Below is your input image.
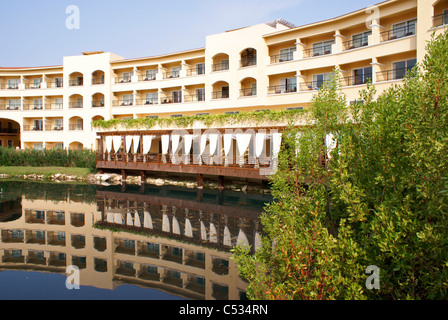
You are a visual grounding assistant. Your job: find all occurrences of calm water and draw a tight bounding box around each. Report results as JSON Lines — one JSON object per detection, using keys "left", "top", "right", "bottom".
{"left": 0, "top": 180, "right": 270, "bottom": 300}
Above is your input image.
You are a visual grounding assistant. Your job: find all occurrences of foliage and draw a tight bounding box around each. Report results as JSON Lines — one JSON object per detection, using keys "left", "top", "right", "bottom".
{"left": 92, "top": 108, "right": 307, "bottom": 130}
{"left": 0, "top": 147, "right": 97, "bottom": 172}
{"left": 234, "top": 31, "right": 448, "bottom": 300}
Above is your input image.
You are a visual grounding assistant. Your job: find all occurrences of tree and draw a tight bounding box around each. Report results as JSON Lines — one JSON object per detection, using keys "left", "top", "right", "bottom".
{"left": 233, "top": 30, "right": 448, "bottom": 300}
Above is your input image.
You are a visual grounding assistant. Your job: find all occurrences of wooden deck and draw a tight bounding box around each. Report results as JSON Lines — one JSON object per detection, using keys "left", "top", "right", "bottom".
{"left": 96, "top": 153, "right": 273, "bottom": 182}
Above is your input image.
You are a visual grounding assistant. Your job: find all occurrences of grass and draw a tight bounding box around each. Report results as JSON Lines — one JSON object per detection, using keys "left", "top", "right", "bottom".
{"left": 0, "top": 166, "right": 91, "bottom": 178}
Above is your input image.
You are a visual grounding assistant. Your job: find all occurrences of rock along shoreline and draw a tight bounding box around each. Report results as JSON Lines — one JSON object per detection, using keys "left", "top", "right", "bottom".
{"left": 0, "top": 173, "right": 271, "bottom": 194}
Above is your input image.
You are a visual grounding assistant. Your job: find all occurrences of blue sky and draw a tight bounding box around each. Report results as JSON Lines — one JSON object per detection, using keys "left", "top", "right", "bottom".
{"left": 0, "top": 0, "right": 378, "bottom": 67}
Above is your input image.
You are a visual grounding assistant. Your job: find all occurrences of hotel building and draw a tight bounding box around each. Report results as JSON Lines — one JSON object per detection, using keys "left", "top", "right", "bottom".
{"left": 0, "top": 0, "right": 446, "bottom": 175}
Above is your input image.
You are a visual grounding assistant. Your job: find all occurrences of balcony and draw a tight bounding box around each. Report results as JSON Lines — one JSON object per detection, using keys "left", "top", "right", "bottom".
{"left": 303, "top": 46, "right": 332, "bottom": 59}
{"left": 211, "top": 91, "right": 229, "bottom": 99}
{"left": 69, "top": 79, "right": 83, "bottom": 87}
{"left": 138, "top": 75, "right": 156, "bottom": 82}
{"left": 240, "top": 88, "right": 257, "bottom": 97}
{"left": 92, "top": 78, "right": 105, "bottom": 85}
{"left": 115, "top": 76, "right": 132, "bottom": 84}
{"left": 23, "top": 125, "right": 43, "bottom": 132}
{"left": 380, "top": 25, "right": 415, "bottom": 42}
{"left": 135, "top": 99, "right": 158, "bottom": 106}
{"left": 433, "top": 12, "right": 448, "bottom": 28}
{"left": 183, "top": 94, "right": 205, "bottom": 102}
{"left": 113, "top": 100, "right": 133, "bottom": 107}
{"left": 270, "top": 52, "right": 294, "bottom": 64}
{"left": 25, "top": 82, "right": 43, "bottom": 90}
{"left": 45, "top": 125, "right": 64, "bottom": 131}
{"left": 186, "top": 68, "right": 205, "bottom": 76}
{"left": 376, "top": 67, "right": 412, "bottom": 82}
{"left": 46, "top": 81, "right": 64, "bottom": 88}
{"left": 340, "top": 75, "right": 372, "bottom": 87}
{"left": 163, "top": 71, "right": 180, "bottom": 79}
{"left": 69, "top": 124, "right": 83, "bottom": 131}
{"left": 240, "top": 56, "right": 257, "bottom": 68}
{"left": 267, "top": 84, "right": 297, "bottom": 95}
{"left": 69, "top": 102, "right": 83, "bottom": 109}
{"left": 92, "top": 101, "right": 105, "bottom": 108}
{"left": 161, "top": 96, "right": 182, "bottom": 104}
{"left": 211, "top": 62, "right": 229, "bottom": 72}
{"left": 343, "top": 36, "right": 369, "bottom": 51}
{"left": 0, "top": 104, "right": 20, "bottom": 111}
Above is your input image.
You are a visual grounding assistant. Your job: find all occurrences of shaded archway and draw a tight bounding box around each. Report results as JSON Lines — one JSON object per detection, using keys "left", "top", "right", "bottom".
{"left": 0, "top": 118, "right": 20, "bottom": 148}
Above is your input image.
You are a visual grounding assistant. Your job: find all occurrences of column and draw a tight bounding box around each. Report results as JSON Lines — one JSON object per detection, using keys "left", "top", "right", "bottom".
{"left": 333, "top": 30, "right": 346, "bottom": 54}
{"left": 295, "top": 38, "right": 306, "bottom": 60}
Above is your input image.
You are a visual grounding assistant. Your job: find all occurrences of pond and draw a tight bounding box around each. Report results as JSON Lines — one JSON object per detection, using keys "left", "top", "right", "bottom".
{"left": 0, "top": 180, "right": 271, "bottom": 300}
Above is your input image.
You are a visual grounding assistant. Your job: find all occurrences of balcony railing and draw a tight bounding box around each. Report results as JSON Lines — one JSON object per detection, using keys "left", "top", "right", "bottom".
{"left": 342, "top": 36, "right": 369, "bottom": 51}
{"left": 0, "top": 104, "right": 20, "bottom": 111}
{"left": 4, "top": 84, "right": 19, "bottom": 90}
{"left": 115, "top": 77, "right": 132, "bottom": 84}
{"left": 23, "top": 126, "right": 43, "bottom": 132}
{"left": 92, "top": 78, "right": 105, "bottom": 85}
{"left": 69, "top": 102, "right": 83, "bottom": 108}
{"left": 341, "top": 75, "right": 372, "bottom": 87}
{"left": 299, "top": 80, "right": 333, "bottom": 91}
{"left": 46, "top": 103, "right": 64, "bottom": 110}
{"left": 186, "top": 68, "right": 205, "bottom": 76}
{"left": 433, "top": 12, "right": 448, "bottom": 28}
{"left": 69, "top": 79, "right": 84, "bottom": 86}
{"left": 161, "top": 97, "right": 182, "bottom": 104}
{"left": 113, "top": 101, "right": 133, "bottom": 107}
{"left": 376, "top": 67, "right": 412, "bottom": 82}
{"left": 212, "top": 91, "right": 230, "bottom": 99}
{"left": 240, "top": 56, "right": 257, "bottom": 68}
{"left": 135, "top": 99, "right": 158, "bottom": 106}
{"left": 380, "top": 25, "right": 415, "bottom": 42}
{"left": 183, "top": 94, "right": 205, "bottom": 102}
{"left": 267, "top": 84, "right": 297, "bottom": 95}
{"left": 270, "top": 52, "right": 294, "bottom": 64}
{"left": 22, "top": 104, "right": 43, "bottom": 111}
{"left": 46, "top": 81, "right": 64, "bottom": 88}
{"left": 138, "top": 75, "right": 156, "bottom": 82}
{"left": 240, "top": 88, "right": 257, "bottom": 97}
{"left": 163, "top": 71, "right": 180, "bottom": 79}
{"left": 303, "top": 47, "right": 332, "bottom": 58}
{"left": 45, "top": 126, "right": 64, "bottom": 131}
{"left": 69, "top": 124, "right": 84, "bottom": 131}
{"left": 25, "top": 82, "right": 43, "bottom": 89}
{"left": 211, "top": 62, "right": 229, "bottom": 72}
{"left": 92, "top": 101, "right": 105, "bottom": 108}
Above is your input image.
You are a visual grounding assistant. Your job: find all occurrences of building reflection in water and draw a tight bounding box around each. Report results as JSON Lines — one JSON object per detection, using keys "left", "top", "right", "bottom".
{"left": 0, "top": 181, "right": 270, "bottom": 300}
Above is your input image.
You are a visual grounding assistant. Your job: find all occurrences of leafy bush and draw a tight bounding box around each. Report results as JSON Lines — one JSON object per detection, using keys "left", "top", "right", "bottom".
{"left": 0, "top": 147, "right": 96, "bottom": 172}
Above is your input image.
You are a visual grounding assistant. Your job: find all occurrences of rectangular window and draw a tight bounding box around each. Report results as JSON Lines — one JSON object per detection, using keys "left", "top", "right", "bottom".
{"left": 145, "top": 69, "right": 157, "bottom": 80}
{"left": 172, "top": 90, "right": 182, "bottom": 103}
{"left": 54, "top": 119, "right": 63, "bottom": 130}
{"left": 33, "top": 143, "right": 43, "bottom": 150}
{"left": 279, "top": 47, "right": 296, "bottom": 62}
{"left": 53, "top": 142, "right": 63, "bottom": 149}
{"left": 32, "top": 78, "right": 42, "bottom": 89}
{"left": 352, "top": 31, "right": 371, "bottom": 48}
{"left": 393, "top": 58, "right": 417, "bottom": 79}
{"left": 33, "top": 120, "right": 43, "bottom": 131}
{"left": 221, "top": 86, "right": 229, "bottom": 98}
{"left": 171, "top": 66, "right": 181, "bottom": 78}
{"left": 122, "top": 94, "right": 133, "bottom": 106}
{"left": 55, "top": 98, "right": 63, "bottom": 109}
{"left": 279, "top": 77, "right": 297, "bottom": 93}
{"left": 55, "top": 77, "right": 63, "bottom": 87}
{"left": 145, "top": 92, "right": 158, "bottom": 105}
{"left": 122, "top": 72, "right": 133, "bottom": 82}
{"left": 392, "top": 19, "right": 417, "bottom": 39}
{"left": 195, "top": 88, "right": 205, "bottom": 101}
{"left": 312, "top": 73, "right": 331, "bottom": 89}
{"left": 221, "top": 59, "right": 229, "bottom": 70}
{"left": 352, "top": 67, "right": 372, "bottom": 85}
{"left": 196, "top": 63, "right": 205, "bottom": 75}
{"left": 313, "top": 40, "right": 334, "bottom": 56}
{"left": 8, "top": 99, "right": 20, "bottom": 110}
{"left": 33, "top": 99, "right": 43, "bottom": 110}
{"left": 8, "top": 79, "right": 19, "bottom": 89}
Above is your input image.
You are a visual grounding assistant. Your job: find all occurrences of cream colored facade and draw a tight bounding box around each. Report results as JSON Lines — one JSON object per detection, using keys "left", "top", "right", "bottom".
{"left": 0, "top": 0, "right": 447, "bottom": 150}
